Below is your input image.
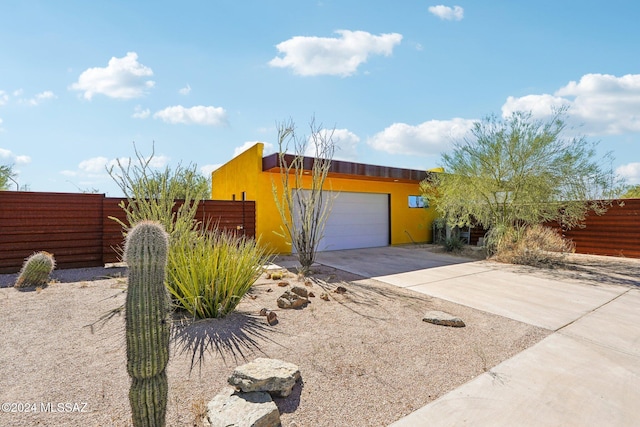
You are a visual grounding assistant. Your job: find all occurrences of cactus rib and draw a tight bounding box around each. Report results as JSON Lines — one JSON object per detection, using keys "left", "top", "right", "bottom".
{"left": 124, "top": 221, "right": 170, "bottom": 427}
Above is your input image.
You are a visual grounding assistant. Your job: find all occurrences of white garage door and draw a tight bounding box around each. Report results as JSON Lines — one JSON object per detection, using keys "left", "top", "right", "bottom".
{"left": 295, "top": 190, "right": 389, "bottom": 252}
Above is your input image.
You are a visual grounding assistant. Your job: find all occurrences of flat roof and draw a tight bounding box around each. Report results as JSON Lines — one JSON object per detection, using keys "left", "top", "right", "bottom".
{"left": 262, "top": 153, "right": 433, "bottom": 183}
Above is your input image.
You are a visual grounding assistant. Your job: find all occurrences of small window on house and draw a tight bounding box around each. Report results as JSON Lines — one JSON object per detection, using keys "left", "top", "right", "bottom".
{"left": 408, "top": 195, "right": 426, "bottom": 208}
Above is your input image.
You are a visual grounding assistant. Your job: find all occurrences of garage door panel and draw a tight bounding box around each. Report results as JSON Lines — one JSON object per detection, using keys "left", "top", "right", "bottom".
{"left": 326, "top": 211, "right": 386, "bottom": 222}
{"left": 296, "top": 190, "right": 389, "bottom": 252}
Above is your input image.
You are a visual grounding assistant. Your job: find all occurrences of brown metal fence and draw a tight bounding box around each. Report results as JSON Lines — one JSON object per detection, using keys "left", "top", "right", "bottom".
{"left": 469, "top": 199, "right": 640, "bottom": 258}
{"left": 558, "top": 199, "right": 640, "bottom": 258}
{"left": 0, "top": 191, "right": 255, "bottom": 273}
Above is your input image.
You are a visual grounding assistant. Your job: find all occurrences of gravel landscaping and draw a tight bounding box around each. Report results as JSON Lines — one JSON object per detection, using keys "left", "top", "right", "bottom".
{"left": 0, "top": 256, "right": 556, "bottom": 426}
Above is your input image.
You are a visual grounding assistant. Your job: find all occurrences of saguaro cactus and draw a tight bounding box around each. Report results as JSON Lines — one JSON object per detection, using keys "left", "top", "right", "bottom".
{"left": 15, "top": 251, "right": 56, "bottom": 289}
{"left": 124, "top": 221, "right": 170, "bottom": 427}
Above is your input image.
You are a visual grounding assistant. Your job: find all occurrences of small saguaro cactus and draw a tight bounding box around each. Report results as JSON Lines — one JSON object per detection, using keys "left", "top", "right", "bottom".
{"left": 15, "top": 251, "right": 56, "bottom": 289}
{"left": 124, "top": 221, "right": 170, "bottom": 427}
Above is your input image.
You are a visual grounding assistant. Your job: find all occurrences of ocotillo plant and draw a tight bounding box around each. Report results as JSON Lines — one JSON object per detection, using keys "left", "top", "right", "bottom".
{"left": 124, "top": 221, "right": 170, "bottom": 427}
{"left": 15, "top": 251, "right": 56, "bottom": 289}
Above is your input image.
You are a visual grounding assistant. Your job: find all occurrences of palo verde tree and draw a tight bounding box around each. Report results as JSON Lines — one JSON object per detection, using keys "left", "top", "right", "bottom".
{"left": 273, "top": 117, "right": 336, "bottom": 275}
{"left": 141, "top": 166, "right": 210, "bottom": 201}
{"left": 421, "top": 109, "right": 618, "bottom": 253}
{"left": 0, "top": 164, "right": 17, "bottom": 190}
{"left": 621, "top": 184, "right": 640, "bottom": 199}
{"left": 107, "top": 142, "right": 207, "bottom": 239}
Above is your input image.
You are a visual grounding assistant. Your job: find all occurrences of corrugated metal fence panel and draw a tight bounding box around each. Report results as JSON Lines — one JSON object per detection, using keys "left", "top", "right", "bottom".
{"left": 0, "top": 191, "right": 104, "bottom": 273}
{"left": 469, "top": 227, "right": 485, "bottom": 246}
{"left": 101, "top": 199, "right": 257, "bottom": 264}
{"left": 469, "top": 199, "right": 640, "bottom": 258}
{"left": 102, "top": 198, "right": 128, "bottom": 264}
{"left": 0, "top": 193, "right": 257, "bottom": 273}
{"left": 561, "top": 199, "right": 640, "bottom": 258}
{"left": 199, "top": 200, "right": 256, "bottom": 237}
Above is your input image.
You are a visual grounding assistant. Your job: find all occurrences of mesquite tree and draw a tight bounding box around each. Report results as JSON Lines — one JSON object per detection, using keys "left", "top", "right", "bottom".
{"left": 273, "top": 117, "right": 336, "bottom": 275}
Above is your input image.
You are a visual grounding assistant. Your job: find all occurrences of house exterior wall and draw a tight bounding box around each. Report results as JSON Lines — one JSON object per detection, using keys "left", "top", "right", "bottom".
{"left": 211, "top": 143, "right": 437, "bottom": 253}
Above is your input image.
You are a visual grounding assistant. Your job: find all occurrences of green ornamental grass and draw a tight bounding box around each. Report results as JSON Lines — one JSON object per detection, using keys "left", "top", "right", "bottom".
{"left": 167, "top": 230, "right": 271, "bottom": 319}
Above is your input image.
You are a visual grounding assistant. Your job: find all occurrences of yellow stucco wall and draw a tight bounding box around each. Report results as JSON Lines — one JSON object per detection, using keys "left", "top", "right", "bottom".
{"left": 212, "top": 143, "right": 437, "bottom": 253}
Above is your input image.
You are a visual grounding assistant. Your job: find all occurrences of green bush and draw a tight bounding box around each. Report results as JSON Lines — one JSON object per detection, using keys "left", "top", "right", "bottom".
{"left": 443, "top": 236, "right": 466, "bottom": 252}
{"left": 108, "top": 145, "right": 271, "bottom": 319}
{"left": 167, "top": 230, "right": 271, "bottom": 319}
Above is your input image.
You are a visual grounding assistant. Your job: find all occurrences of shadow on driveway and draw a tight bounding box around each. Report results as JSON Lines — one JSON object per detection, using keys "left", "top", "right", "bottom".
{"left": 314, "top": 245, "right": 479, "bottom": 278}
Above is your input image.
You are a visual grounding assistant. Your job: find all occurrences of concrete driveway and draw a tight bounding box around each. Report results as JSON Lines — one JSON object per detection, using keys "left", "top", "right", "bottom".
{"left": 314, "top": 246, "right": 640, "bottom": 427}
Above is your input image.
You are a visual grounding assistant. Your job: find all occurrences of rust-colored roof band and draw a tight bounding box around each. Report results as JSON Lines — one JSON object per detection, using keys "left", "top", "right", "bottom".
{"left": 262, "top": 153, "right": 434, "bottom": 183}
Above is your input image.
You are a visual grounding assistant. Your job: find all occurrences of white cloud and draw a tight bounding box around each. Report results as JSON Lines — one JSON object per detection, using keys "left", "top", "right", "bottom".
{"left": 5, "top": 90, "right": 57, "bottom": 106}
{"left": 15, "top": 155, "right": 31, "bottom": 164}
{"left": 200, "top": 164, "right": 221, "bottom": 176}
{"left": 332, "top": 129, "right": 360, "bottom": 160}
{"left": 146, "top": 155, "right": 170, "bottom": 169}
{"left": 616, "top": 162, "right": 640, "bottom": 185}
{"left": 0, "top": 118, "right": 3, "bottom": 132}
{"left": 304, "top": 128, "right": 360, "bottom": 161}
{"left": 63, "top": 154, "right": 170, "bottom": 183}
{"left": 502, "top": 94, "right": 571, "bottom": 118}
{"left": 502, "top": 73, "right": 640, "bottom": 135}
{"left": 131, "top": 105, "right": 151, "bottom": 119}
{"left": 28, "top": 90, "right": 56, "bottom": 106}
{"left": 428, "top": 5, "right": 464, "bottom": 21}
{"left": 0, "top": 147, "right": 31, "bottom": 164}
{"left": 367, "top": 118, "right": 475, "bottom": 156}
{"left": 179, "top": 84, "right": 191, "bottom": 95}
{"left": 234, "top": 141, "right": 274, "bottom": 157}
{"left": 111, "top": 155, "right": 168, "bottom": 170}
{"left": 154, "top": 105, "right": 228, "bottom": 126}
{"left": 79, "top": 156, "right": 110, "bottom": 173}
{"left": 69, "top": 52, "right": 155, "bottom": 100}
{"left": 269, "top": 30, "right": 403, "bottom": 77}
{"left": 106, "top": 155, "right": 169, "bottom": 170}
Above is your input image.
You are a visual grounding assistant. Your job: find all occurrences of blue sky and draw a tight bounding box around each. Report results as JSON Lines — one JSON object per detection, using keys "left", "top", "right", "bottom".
{"left": 1, "top": 1, "right": 639, "bottom": 195}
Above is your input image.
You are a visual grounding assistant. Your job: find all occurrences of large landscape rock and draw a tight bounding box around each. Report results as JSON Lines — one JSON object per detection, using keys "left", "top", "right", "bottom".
{"left": 423, "top": 310, "right": 466, "bottom": 327}
{"left": 290, "top": 285, "right": 309, "bottom": 298}
{"left": 207, "top": 386, "right": 281, "bottom": 427}
{"left": 229, "top": 358, "right": 301, "bottom": 397}
{"left": 276, "top": 290, "right": 308, "bottom": 309}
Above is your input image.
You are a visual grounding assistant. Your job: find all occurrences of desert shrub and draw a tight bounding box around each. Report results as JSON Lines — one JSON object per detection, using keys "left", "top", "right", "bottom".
{"left": 443, "top": 236, "right": 466, "bottom": 252}
{"left": 15, "top": 251, "right": 56, "bottom": 289}
{"left": 108, "top": 145, "right": 271, "bottom": 319}
{"left": 107, "top": 144, "right": 202, "bottom": 242}
{"left": 167, "top": 230, "right": 271, "bottom": 319}
{"left": 491, "top": 224, "right": 574, "bottom": 267}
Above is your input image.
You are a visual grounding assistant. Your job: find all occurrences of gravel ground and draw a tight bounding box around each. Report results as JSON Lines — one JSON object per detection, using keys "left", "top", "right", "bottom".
{"left": 0, "top": 259, "right": 552, "bottom": 426}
